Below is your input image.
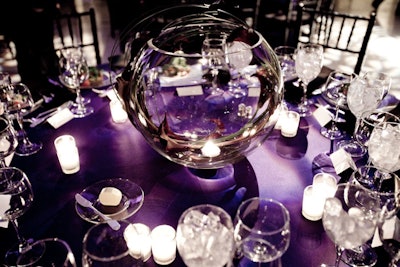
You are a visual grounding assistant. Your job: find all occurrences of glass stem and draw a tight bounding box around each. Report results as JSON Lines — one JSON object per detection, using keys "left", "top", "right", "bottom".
{"left": 300, "top": 81, "right": 308, "bottom": 106}
{"left": 10, "top": 219, "right": 28, "bottom": 252}
{"left": 335, "top": 246, "right": 344, "bottom": 267}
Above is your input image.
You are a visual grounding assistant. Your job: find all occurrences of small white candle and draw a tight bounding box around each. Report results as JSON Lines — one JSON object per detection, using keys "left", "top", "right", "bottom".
{"left": 54, "top": 135, "right": 80, "bottom": 174}
{"left": 151, "top": 225, "right": 176, "bottom": 265}
{"left": 201, "top": 140, "right": 221, "bottom": 157}
{"left": 124, "top": 223, "right": 152, "bottom": 262}
{"left": 302, "top": 185, "right": 325, "bottom": 221}
{"left": 281, "top": 111, "right": 300, "bottom": 137}
{"left": 110, "top": 100, "right": 128, "bottom": 123}
{"left": 312, "top": 173, "right": 337, "bottom": 198}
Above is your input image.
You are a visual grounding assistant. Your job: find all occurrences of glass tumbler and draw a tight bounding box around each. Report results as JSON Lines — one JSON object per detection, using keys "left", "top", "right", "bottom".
{"left": 82, "top": 220, "right": 143, "bottom": 267}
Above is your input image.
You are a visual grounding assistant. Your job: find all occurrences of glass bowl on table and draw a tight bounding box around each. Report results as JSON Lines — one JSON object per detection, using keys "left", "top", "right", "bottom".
{"left": 75, "top": 178, "right": 144, "bottom": 224}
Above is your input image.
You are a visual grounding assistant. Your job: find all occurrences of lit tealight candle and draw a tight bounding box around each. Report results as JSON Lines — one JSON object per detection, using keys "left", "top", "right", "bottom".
{"left": 109, "top": 100, "right": 128, "bottom": 123}
{"left": 124, "top": 223, "right": 152, "bottom": 262}
{"left": 312, "top": 173, "right": 337, "bottom": 198}
{"left": 302, "top": 185, "right": 325, "bottom": 221}
{"left": 201, "top": 140, "right": 220, "bottom": 157}
{"left": 151, "top": 224, "right": 177, "bottom": 265}
{"left": 281, "top": 111, "right": 300, "bottom": 137}
{"left": 54, "top": 135, "right": 80, "bottom": 174}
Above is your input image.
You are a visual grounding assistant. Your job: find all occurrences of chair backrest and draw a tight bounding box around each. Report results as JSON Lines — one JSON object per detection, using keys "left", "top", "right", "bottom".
{"left": 292, "top": 1, "right": 377, "bottom": 74}
{"left": 53, "top": 8, "right": 101, "bottom": 66}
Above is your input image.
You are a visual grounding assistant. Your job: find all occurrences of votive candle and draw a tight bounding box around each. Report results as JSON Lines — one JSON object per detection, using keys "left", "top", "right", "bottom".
{"left": 124, "top": 223, "right": 152, "bottom": 262}
{"left": 302, "top": 185, "right": 325, "bottom": 221}
{"left": 281, "top": 111, "right": 300, "bottom": 137}
{"left": 54, "top": 135, "right": 80, "bottom": 174}
{"left": 151, "top": 224, "right": 177, "bottom": 265}
{"left": 109, "top": 100, "right": 128, "bottom": 123}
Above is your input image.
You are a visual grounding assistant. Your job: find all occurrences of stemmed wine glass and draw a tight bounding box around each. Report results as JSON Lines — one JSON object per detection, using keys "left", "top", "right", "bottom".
{"left": 60, "top": 47, "right": 94, "bottom": 118}
{"left": 0, "top": 82, "right": 43, "bottom": 156}
{"left": 201, "top": 36, "right": 228, "bottom": 97}
{"left": 367, "top": 119, "right": 400, "bottom": 176}
{"left": 321, "top": 183, "right": 381, "bottom": 267}
{"left": 274, "top": 46, "right": 297, "bottom": 109}
{"left": 320, "top": 71, "right": 355, "bottom": 140}
{"left": 0, "top": 117, "right": 18, "bottom": 167}
{"left": 294, "top": 43, "right": 324, "bottom": 117}
{"left": 233, "top": 197, "right": 291, "bottom": 265}
{"left": 337, "top": 71, "right": 391, "bottom": 158}
{"left": 0, "top": 167, "right": 43, "bottom": 266}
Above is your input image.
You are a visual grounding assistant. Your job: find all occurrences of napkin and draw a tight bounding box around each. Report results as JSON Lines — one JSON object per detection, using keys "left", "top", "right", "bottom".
{"left": 0, "top": 195, "right": 11, "bottom": 228}
{"left": 47, "top": 108, "right": 74, "bottom": 129}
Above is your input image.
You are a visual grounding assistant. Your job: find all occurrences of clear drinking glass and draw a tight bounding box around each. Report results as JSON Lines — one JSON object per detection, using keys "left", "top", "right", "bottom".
{"left": 0, "top": 117, "right": 18, "bottom": 167}
{"left": 320, "top": 71, "right": 355, "bottom": 140}
{"left": 337, "top": 71, "right": 390, "bottom": 157}
{"left": 16, "top": 238, "right": 77, "bottom": 267}
{"left": 176, "top": 204, "right": 235, "bottom": 267}
{"left": 0, "top": 82, "right": 43, "bottom": 156}
{"left": 321, "top": 183, "right": 381, "bottom": 267}
{"left": 274, "top": 46, "right": 297, "bottom": 109}
{"left": 60, "top": 47, "right": 94, "bottom": 118}
{"left": 294, "top": 43, "right": 324, "bottom": 117}
{"left": 0, "top": 167, "right": 43, "bottom": 266}
{"left": 82, "top": 220, "right": 144, "bottom": 266}
{"left": 233, "top": 197, "right": 291, "bottom": 264}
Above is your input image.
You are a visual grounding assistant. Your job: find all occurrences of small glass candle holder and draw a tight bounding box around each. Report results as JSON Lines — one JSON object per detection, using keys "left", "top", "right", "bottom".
{"left": 110, "top": 100, "right": 128, "bottom": 123}
{"left": 124, "top": 223, "right": 152, "bottom": 262}
{"left": 281, "top": 111, "right": 300, "bottom": 137}
{"left": 302, "top": 185, "right": 325, "bottom": 221}
{"left": 54, "top": 135, "right": 80, "bottom": 174}
{"left": 151, "top": 224, "right": 177, "bottom": 265}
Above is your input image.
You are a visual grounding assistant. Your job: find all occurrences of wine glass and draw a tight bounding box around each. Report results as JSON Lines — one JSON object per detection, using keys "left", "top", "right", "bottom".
{"left": 16, "top": 237, "right": 77, "bottom": 267}
{"left": 294, "top": 43, "right": 324, "bottom": 117}
{"left": 337, "top": 71, "right": 391, "bottom": 158}
{"left": 0, "top": 117, "right": 18, "bottom": 167}
{"left": 176, "top": 204, "right": 235, "bottom": 267}
{"left": 201, "top": 36, "right": 229, "bottom": 97}
{"left": 233, "top": 197, "right": 291, "bottom": 264}
{"left": 274, "top": 46, "right": 297, "bottom": 109}
{"left": 320, "top": 71, "right": 355, "bottom": 140}
{"left": 60, "top": 47, "right": 94, "bottom": 118}
{"left": 367, "top": 119, "right": 400, "bottom": 175}
{"left": 0, "top": 167, "right": 44, "bottom": 266}
{"left": 322, "top": 183, "right": 381, "bottom": 267}
{"left": 0, "top": 82, "right": 43, "bottom": 156}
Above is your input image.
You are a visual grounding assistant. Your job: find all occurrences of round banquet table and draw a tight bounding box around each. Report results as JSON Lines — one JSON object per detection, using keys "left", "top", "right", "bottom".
{"left": 1, "top": 80, "right": 393, "bottom": 266}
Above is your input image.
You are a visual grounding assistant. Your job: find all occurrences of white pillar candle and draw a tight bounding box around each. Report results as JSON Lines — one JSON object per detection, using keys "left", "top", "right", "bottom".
{"left": 281, "top": 111, "right": 300, "bottom": 137}
{"left": 110, "top": 100, "right": 128, "bottom": 123}
{"left": 124, "top": 223, "right": 152, "bottom": 262}
{"left": 151, "top": 225, "right": 177, "bottom": 265}
{"left": 302, "top": 185, "right": 325, "bottom": 221}
{"left": 54, "top": 135, "right": 80, "bottom": 174}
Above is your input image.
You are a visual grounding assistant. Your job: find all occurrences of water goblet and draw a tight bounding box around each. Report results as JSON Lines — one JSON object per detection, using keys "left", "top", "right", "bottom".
{"left": 0, "top": 82, "right": 42, "bottom": 156}
{"left": 16, "top": 237, "right": 77, "bottom": 267}
{"left": 320, "top": 71, "right": 355, "bottom": 140}
{"left": 60, "top": 47, "right": 94, "bottom": 118}
{"left": 294, "top": 43, "right": 324, "bottom": 117}
{"left": 0, "top": 117, "right": 18, "bottom": 167}
{"left": 274, "top": 46, "right": 297, "bottom": 109}
{"left": 201, "top": 36, "right": 229, "bottom": 97}
{"left": 367, "top": 119, "right": 400, "bottom": 175}
{"left": 321, "top": 183, "right": 381, "bottom": 267}
{"left": 233, "top": 197, "right": 291, "bottom": 264}
{"left": 0, "top": 167, "right": 44, "bottom": 266}
{"left": 337, "top": 71, "right": 390, "bottom": 158}
{"left": 176, "top": 204, "right": 235, "bottom": 267}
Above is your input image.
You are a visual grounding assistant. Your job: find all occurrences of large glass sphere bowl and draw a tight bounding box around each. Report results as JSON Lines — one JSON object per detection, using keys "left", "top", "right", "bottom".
{"left": 116, "top": 5, "right": 283, "bottom": 171}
